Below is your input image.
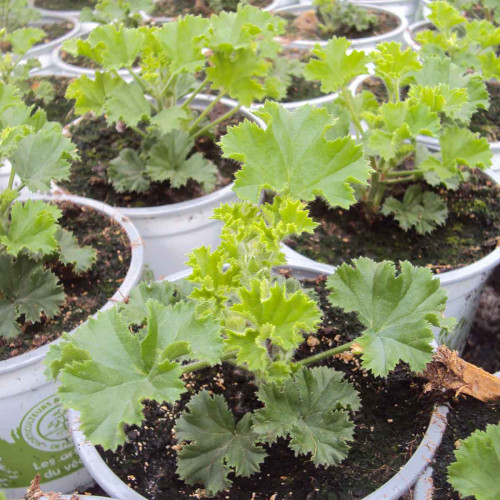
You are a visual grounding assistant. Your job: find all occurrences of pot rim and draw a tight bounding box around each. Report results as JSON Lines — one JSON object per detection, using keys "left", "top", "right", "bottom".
{"left": 0, "top": 192, "right": 144, "bottom": 375}
{"left": 403, "top": 19, "right": 430, "bottom": 51}
{"left": 26, "top": 11, "right": 81, "bottom": 57}
{"left": 273, "top": 3, "right": 408, "bottom": 48}
{"left": 250, "top": 91, "right": 339, "bottom": 111}
{"left": 67, "top": 261, "right": 449, "bottom": 500}
{"left": 56, "top": 93, "right": 264, "bottom": 216}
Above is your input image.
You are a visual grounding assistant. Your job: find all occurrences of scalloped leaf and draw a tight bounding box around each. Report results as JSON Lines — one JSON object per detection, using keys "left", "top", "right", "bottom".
{"left": 103, "top": 83, "right": 151, "bottom": 126}
{"left": 56, "top": 228, "right": 97, "bottom": 274}
{"left": 327, "top": 258, "right": 450, "bottom": 376}
{"left": 220, "top": 102, "right": 370, "bottom": 206}
{"left": 253, "top": 367, "right": 358, "bottom": 466}
{"left": 176, "top": 391, "right": 266, "bottom": 495}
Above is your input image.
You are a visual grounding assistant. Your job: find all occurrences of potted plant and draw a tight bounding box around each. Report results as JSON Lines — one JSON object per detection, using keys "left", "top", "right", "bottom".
{"left": 420, "top": 0, "right": 500, "bottom": 22}
{"left": 47, "top": 101, "right": 464, "bottom": 499}
{"left": 281, "top": 37, "right": 499, "bottom": 353}
{"left": 0, "top": 83, "right": 144, "bottom": 498}
{"left": 404, "top": 1, "right": 500, "bottom": 183}
{"left": 273, "top": 0, "right": 408, "bottom": 53}
{"left": 32, "top": 0, "right": 96, "bottom": 16}
{"left": 54, "top": 7, "right": 291, "bottom": 278}
{"left": 1, "top": 0, "right": 81, "bottom": 59}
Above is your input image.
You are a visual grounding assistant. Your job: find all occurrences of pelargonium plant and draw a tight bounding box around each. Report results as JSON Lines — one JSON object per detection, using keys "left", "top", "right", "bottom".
{"left": 416, "top": 1, "right": 500, "bottom": 81}
{"left": 64, "top": 6, "right": 288, "bottom": 195}
{"left": 445, "top": 0, "right": 499, "bottom": 25}
{"left": 0, "top": 0, "right": 40, "bottom": 34}
{"left": 80, "top": 0, "right": 155, "bottom": 28}
{"left": 303, "top": 37, "right": 493, "bottom": 233}
{"left": 47, "top": 102, "right": 456, "bottom": 495}
{"left": 0, "top": 82, "right": 96, "bottom": 339}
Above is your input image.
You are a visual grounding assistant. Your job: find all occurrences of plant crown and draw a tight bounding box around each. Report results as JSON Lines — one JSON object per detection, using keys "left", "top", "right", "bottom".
{"left": 313, "top": 0, "right": 377, "bottom": 37}
{"left": 47, "top": 101, "right": 455, "bottom": 495}
{"left": 0, "top": 82, "right": 95, "bottom": 339}
{"left": 448, "top": 421, "right": 500, "bottom": 500}
{"left": 64, "top": 7, "right": 289, "bottom": 195}
{"left": 303, "top": 37, "right": 492, "bottom": 233}
{"left": 416, "top": 1, "right": 500, "bottom": 81}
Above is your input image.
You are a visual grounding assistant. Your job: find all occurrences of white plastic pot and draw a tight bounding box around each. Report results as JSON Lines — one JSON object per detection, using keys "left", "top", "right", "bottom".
{"left": 420, "top": 0, "right": 432, "bottom": 20}
{"left": 264, "top": 0, "right": 297, "bottom": 11}
{"left": 0, "top": 193, "right": 144, "bottom": 499}
{"left": 67, "top": 261, "right": 449, "bottom": 500}
{"left": 274, "top": 4, "right": 408, "bottom": 52}
{"left": 250, "top": 89, "right": 338, "bottom": 111}
{"left": 58, "top": 95, "right": 263, "bottom": 279}
{"left": 25, "top": 12, "right": 81, "bottom": 59}
{"left": 403, "top": 19, "right": 429, "bottom": 51}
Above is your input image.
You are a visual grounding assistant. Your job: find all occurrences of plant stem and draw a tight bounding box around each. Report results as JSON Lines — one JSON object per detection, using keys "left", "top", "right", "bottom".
{"left": 382, "top": 176, "right": 416, "bottom": 184}
{"left": 385, "top": 169, "right": 423, "bottom": 177}
{"left": 188, "top": 92, "right": 226, "bottom": 134}
{"left": 7, "top": 163, "right": 15, "bottom": 190}
{"left": 365, "top": 170, "right": 386, "bottom": 212}
{"left": 297, "top": 341, "right": 354, "bottom": 367}
{"left": 181, "top": 351, "right": 238, "bottom": 374}
{"left": 341, "top": 87, "right": 363, "bottom": 136}
{"left": 181, "top": 77, "right": 209, "bottom": 110}
{"left": 190, "top": 104, "right": 240, "bottom": 140}
{"left": 130, "top": 125, "right": 147, "bottom": 138}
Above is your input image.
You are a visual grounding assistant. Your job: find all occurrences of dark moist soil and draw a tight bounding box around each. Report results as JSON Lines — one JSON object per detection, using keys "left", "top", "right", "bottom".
{"left": 60, "top": 105, "right": 244, "bottom": 208}
{"left": 36, "top": 21, "right": 74, "bottom": 46}
{"left": 428, "top": 266, "right": 500, "bottom": 499}
{"left": 60, "top": 50, "right": 101, "bottom": 70}
{"left": 279, "top": 9, "right": 399, "bottom": 42}
{"left": 34, "top": 0, "right": 95, "bottom": 9}
{"left": 23, "top": 76, "right": 75, "bottom": 125}
{"left": 153, "top": 0, "right": 272, "bottom": 18}
{"left": 0, "top": 201, "right": 131, "bottom": 361}
{"left": 359, "top": 77, "right": 500, "bottom": 142}
{"left": 99, "top": 275, "right": 435, "bottom": 500}
{"left": 289, "top": 171, "right": 500, "bottom": 274}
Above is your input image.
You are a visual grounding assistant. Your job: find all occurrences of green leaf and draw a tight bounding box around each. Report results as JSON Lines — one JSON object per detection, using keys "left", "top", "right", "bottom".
{"left": 372, "top": 41, "right": 422, "bottom": 84}
{"left": 253, "top": 367, "right": 358, "bottom": 466}
{"left": 0, "top": 200, "right": 61, "bottom": 257}
{"left": 56, "top": 228, "right": 97, "bottom": 273}
{"left": 11, "top": 127, "right": 76, "bottom": 191}
{"left": 66, "top": 72, "right": 123, "bottom": 117}
{"left": 428, "top": 1, "right": 465, "bottom": 33}
{"left": 55, "top": 305, "right": 188, "bottom": 449}
{"left": 479, "top": 51, "right": 500, "bottom": 80}
{"left": 176, "top": 391, "right": 266, "bottom": 495}
{"left": 108, "top": 149, "right": 149, "bottom": 193}
{"left": 154, "top": 16, "right": 209, "bottom": 74}
{"left": 304, "top": 37, "right": 369, "bottom": 93}
{"left": 327, "top": 258, "right": 449, "bottom": 376}
{"left": 220, "top": 102, "right": 370, "bottom": 207}
{"left": 440, "top": 127, "right": 492, "bottom": 170}
{"left": 381, "top": 185, "right": 448, "bottom": 234}
{"left": 118, "top": 281, "right": 183, "bottom": 325}
{"left": 448, "top": 422, "right": 500, "bottom": 500}
{"left": 145, "top": 130, "right": 217, "bottom": 191}
{"left": 150, "top": 106, "right": 189, "bottom": 135}
{"left": 0, "top": 254, "right": 64, "bottom": 336}
{"left": 8, "top": 27, "right": 45, "bottom": 54}
{"left": 103, "top": 83, "right": 151, "bottom": 126}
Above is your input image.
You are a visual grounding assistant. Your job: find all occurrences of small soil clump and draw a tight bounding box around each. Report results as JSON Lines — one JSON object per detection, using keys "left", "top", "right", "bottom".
{"left": 0, "top": 201, "right": 131, "bottom": 361}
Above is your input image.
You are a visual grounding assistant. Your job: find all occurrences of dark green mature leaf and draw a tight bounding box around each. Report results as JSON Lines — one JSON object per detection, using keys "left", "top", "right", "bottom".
{"left": 0, "top": 254, "right": 64, "bottom": 338}
{"left": 220, "top": 102, "right": 370, "bottom": 207}
{"left": 176, "top": 391, "right": 266, "bottom": 495}
{"left": 253, "top": 367, "right": 358, "bottom": 466}
{"left": 381, "top": 185, "right": 448, "bottom": 234}
{"left": 0, "top": 200, "right": 61, "bottom": 256}
{"left": 104, "top": 83, "right": 151, "bottom": 126}
{"left": 11, "top": 128, "right": 76, "bottom": 191}
{"left": 145, "top": 130, "right": 217, "bottom": 190}
{"left": 150, "top": 106, "right": 189, "bottom": 135}
{"left": 448, "top": 422, "right": 500, "bottom": 500}
{"left": 56, "top": 228, "right": 97, "bottom": 273}
{"left": 108, "top": 149, "right": 150, "bottom": 193}
{"left": 327, "top": 258, "right": 450, "bottom": 376}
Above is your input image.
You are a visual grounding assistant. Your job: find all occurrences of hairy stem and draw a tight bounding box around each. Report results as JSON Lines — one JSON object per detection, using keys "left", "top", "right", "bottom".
{"left": 188, "top": 92, "right": 226, "bottom": 134}
{"left": 365, "top": 170, "right": 386, "bottom": 212}
{"left": 297, "top": 341, "right": 355, "bottom": 367}
{"left": 181, "top": 351, "right": 239, "bottom": 374}
{"left": 181, "top": 77, "right": 209, "bottom": 110}
{"left": 190, "top": 104, "right": 240, "bottom": 140}
{"left": 341, "top": 87, "right": 363, "bottom": 136}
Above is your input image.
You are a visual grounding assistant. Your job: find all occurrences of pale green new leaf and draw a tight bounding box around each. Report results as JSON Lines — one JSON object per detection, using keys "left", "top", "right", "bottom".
{"left": 479, "top": 51, "right": 500, "bottom": 80}
{"left": 253, "top": 367, "right": 358, "bottom": 466}
{"left": 56, "top": 228, "right": 97, "bottom": 273}
{"left": 11, "top": 127, "right": 76, "bottom": 191}
{"left": 220, "top": 102, "right": 370, "bottom": 206}
{"left": 108, "top": 149, "right": 149, "bottom": 193}
{"left": 0, "top": 254, "right": 64, "bottom": 336}
{"left": 8, "top": 27, "right": 45, "bottom": 54}
{"left": 176, "top": 391, "right": 266, "bottom": 495}
{"left": 372, "top": 41, "right": 421, "bottom": 84}
{"left": 381, "top": 185, "right": 448, "bottom": 234}
{"left": 0, "top": 200, "right": 61, "bottom": 256}
{"left": 304, "top": 37, "right": 369, "bottom": 93}
{"left": 54, "top": 304, "right": 205, "bottom": 449}
{"left": 428, "top": 1, "right": 465, "bottom": 33}
{"left": 103, "top": 83, "right": 151, "bottom": 126}
{"left": 154, "top": 16, "right": 209, "bottom": 74}
{"left": 448, "top": 422, "right": 500, "bottom": 500}
{"left": 327, "top": 258, "right": 449, "bottom": 376}
{"left": 145, "top": 130, "right": 217, "bottom": 190}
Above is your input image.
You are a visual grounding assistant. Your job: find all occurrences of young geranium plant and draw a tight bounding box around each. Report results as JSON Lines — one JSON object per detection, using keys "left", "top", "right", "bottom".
{"left": 46, "top": 102, "right": 455, "bottom": 495}
{"left": 0, "top": 83, "right": 95, "bottom": 338}
{"left": 80, "top": 0, "right": 154, "bottom": 28}
{"left": 64, "top": 6, "right": 287, "bottom": 195}
{"left": 416, "top": 1, "right": 500, "bottom": 81}
{"left": 303, "top": 37, "right": 492, "bottom": 233}
{"left": 0, "top": 0, "right": 40, "bottom": 34}
{"left": 446, "top": 0, "right": 499, "bottom": 25}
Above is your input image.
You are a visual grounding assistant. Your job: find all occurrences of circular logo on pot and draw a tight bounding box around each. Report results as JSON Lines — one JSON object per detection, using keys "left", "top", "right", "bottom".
{"left": 20, "top": 395, "right": 73, "bottom": 452}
